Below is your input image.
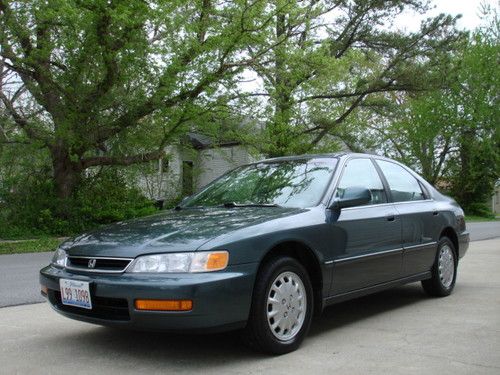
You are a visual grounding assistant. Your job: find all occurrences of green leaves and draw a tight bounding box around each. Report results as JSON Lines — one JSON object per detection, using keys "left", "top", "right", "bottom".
{"left": 0, "top": 0, "right": 496, "bottom": 221}
{"left": 370, "top": 24, "right": 499, "bottom": 214}
{"left": 0, "top": 0, "right": 284, "bottom": 199}
{"left": 233, "top": 0, "right": 463, "bottom": 156}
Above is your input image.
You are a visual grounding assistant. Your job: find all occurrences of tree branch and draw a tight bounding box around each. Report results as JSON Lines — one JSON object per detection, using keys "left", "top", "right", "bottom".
{"left": 0, "top": 90, "right": 48, "bottom": 142}
{"left": 297, "top": 84, "right": 424, "bottom": 103}
{"left": 1, "top": 0, "right": 67, "bottom": 124}
{"left": 307, "top": 93, "right": 367, "bottom": 148}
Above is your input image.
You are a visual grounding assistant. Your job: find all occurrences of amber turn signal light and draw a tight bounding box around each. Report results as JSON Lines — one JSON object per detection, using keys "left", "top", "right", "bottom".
{"left": 205, "top": 251, "right": 229, "bottom": 271}
{"left": 134, "top": 299, "right": 193, "bottom": 311}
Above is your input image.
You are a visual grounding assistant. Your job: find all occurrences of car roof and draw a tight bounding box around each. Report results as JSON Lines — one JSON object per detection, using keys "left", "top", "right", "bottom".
{"left": 256, "top": 152, "right": 381, "bottom": 163}
{"left": 248, "top": 152, "right": 440, "bottom": 200}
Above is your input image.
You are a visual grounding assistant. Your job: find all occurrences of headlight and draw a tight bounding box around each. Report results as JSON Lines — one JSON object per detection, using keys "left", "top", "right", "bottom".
{"left": 127, "top": 251, "right": 229, "bottom": 273}
{"left": 51, "top": 248, "right": 67, "bottom": 267}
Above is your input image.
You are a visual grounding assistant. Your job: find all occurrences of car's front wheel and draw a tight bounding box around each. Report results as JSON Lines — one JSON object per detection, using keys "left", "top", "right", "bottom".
{"left": 242, "top": 256, "right": 313, "bottom": 355}
{"left": 422, "top": 237, "right": 457, "bottom": 297}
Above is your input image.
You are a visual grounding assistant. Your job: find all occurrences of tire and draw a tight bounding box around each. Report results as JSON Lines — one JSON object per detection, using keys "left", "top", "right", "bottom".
{"left": 242, "top": 256, "right": 313, "bottom": 355}
{"left": 422, "top": 237, "right": 457, "bottom": 297}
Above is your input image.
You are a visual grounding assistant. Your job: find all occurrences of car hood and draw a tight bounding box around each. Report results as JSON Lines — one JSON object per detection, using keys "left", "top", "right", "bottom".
{"left": 61, "top": 206, "right": 305, "bottom": 258}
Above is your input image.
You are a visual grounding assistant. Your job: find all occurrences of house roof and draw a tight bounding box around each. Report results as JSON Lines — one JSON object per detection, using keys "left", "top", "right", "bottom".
{"left": 186, "top": 132, "right": 241, "bottom": 150}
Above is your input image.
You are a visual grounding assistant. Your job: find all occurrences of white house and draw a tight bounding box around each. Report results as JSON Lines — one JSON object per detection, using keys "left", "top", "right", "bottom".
{"left": 490, "top": 182, "right": 500, "bottom": 216}
{"left": 136, "top": 133, "right": 257, "bottom": 205}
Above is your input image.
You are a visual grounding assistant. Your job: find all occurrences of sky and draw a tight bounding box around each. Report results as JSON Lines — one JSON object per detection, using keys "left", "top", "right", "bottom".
{"left": 396, "top": 0, "right": 498, "bottom": 31}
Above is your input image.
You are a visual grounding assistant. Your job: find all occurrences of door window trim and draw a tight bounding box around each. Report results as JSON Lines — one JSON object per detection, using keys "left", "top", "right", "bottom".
{"left": 326, "top": 155, "right": 435, "bottom": 209}
{"left": 375, "top": 159, "right": 428, "bottom": 203}
{"left": 328, "top": 156, "right": 390, "bottom": 208}
{"left": 341, "top": 198, "right": 435, "bottom": 211}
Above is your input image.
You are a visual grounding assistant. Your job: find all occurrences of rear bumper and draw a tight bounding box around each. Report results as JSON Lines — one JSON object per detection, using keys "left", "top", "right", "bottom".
{"left": 458, "top": 231, "right": 470, "bottom": 259}
{"left": 39, "top": 263, "right": 258, "bottom": 333}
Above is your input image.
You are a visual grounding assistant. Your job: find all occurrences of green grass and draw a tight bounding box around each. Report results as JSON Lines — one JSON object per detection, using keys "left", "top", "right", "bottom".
{"left": 0, "top": 237, "right": 63, "bottom": 255}
{"left": 465, "top": 215, "right": 499, "bottom": 222}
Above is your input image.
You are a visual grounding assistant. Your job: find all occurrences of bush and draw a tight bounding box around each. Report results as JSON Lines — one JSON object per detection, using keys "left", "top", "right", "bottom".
{"left": 464, "top": 202, "right": 495, "bottom": 219}
{"left": 0, "top": 169, "right": 157, "bottom": 239}
{"left": 75, "top": 171, "right": 158, "bottom": 229}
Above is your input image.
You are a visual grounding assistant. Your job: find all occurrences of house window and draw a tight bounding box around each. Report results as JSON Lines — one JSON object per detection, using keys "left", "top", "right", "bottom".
{"left": 159, "top": 158, "right": 169, "bottom": 173}
{"left": 182, "top": 161, "right": 194, "bottom": 196}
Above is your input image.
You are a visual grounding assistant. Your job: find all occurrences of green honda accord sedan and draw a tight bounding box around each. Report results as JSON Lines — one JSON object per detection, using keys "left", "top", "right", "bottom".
{"left": 40, "top": 153, "right": 469, "bottom": 354}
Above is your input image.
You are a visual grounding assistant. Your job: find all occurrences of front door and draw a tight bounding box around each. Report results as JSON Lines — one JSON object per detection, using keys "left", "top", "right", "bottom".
{"left": 329, "top": 158, "right": 402, "bottom": 295}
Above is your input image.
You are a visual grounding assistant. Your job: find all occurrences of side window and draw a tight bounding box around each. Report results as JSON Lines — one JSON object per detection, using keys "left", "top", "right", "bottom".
{"left": 336, "top": 158, "right": 387, "bottom": 205}
{"left": 376, "top": 160, "right": 425, "bottom": 202}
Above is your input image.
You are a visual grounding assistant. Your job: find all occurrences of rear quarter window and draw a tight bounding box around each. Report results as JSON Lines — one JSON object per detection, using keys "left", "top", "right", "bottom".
{"left": 376, "top": 160, "right": 425, "bottom": 202}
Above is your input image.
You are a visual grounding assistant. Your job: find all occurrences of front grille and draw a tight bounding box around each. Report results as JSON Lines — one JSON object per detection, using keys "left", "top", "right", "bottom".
{"left": 66, "top": 256, "right": 132, "bottom": 273}
{"left": 49, "top": 290, "right": 130, "bottom": 321}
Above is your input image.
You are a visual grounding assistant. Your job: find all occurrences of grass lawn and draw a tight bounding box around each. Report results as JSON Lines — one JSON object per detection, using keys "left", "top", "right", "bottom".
{"left": 0, "top": 237, "right": 63, "bottom": 255}
{"left": 465, "top": 215, "right": 499, "bottom": 222}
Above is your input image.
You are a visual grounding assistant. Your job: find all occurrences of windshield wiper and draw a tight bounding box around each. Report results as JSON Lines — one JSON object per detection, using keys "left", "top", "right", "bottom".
{"left": 222, "top": 202, "right": 281, "bottom": 208}
{"left": 174, "top": 205, "right": 207, "bottom": 210}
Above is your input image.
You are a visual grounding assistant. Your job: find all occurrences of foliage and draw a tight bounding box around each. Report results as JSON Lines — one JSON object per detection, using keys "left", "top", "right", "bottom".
{"left": 0, "top": 237, "right": 62, "bottom": 255}
{"left": 370, "top": 24, "right": 500, "bottom": 216}
{"left": 447, "top": 28, "right": 499, "bottom": 214}
{"left": 0, "top": 0, "right": 497, "bottom": 237}
{"left": 465, "top": 215, "right": 498, "bottom": 222}
{"left": 0, "top": 168, "right": 156, "bottom": 238}
{"left": 0, "top": 0, "right": 282, "bottom": 200}
{"left": 235, "top": 0, "right": 463, "bottom": 156}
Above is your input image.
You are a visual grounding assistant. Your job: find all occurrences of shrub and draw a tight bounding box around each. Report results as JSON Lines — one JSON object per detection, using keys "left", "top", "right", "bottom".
{"left": 0, "top": 168, "right": 157, "bottom": 239}
{"left": 464, "top": 202, "right": 495, "bottom": 218}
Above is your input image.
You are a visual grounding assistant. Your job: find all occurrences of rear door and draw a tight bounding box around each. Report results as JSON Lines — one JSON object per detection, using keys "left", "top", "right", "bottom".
{"left": 375, "top": 160, "right": 441, "bottom": 276}
{"left": 329, "top": 157, "right": 402, "bottom": 295}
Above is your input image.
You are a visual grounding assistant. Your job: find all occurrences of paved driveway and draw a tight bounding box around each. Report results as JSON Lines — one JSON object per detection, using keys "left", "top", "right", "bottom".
{"left": 0, "top": 238, "right": 499, "bottom": 374}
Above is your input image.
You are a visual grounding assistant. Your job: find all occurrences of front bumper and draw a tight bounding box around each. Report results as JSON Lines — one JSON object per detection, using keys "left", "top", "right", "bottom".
{"left": 40, "top": 263, "right": 258, "bottom": 332}
{"left": 458, "top": 231, "right": 470, "bottom": 259}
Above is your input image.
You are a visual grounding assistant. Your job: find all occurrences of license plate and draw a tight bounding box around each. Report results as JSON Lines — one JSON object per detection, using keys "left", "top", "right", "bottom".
{"left": 59, "top": 279, "right": 92, "bottom": 310}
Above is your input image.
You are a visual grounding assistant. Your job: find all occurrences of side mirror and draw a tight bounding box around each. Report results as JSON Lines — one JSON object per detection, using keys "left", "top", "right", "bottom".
{"left": 329, "top": 186, "right": 371, "bottom": 210}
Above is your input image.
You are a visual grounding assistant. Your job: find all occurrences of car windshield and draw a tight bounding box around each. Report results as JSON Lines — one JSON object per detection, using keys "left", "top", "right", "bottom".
{"left": 183, "top": 158, "right": 337, "bottom": 209}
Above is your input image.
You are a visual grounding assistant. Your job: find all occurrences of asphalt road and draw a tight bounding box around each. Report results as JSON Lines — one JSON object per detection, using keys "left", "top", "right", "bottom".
{"left": 0, "top": 238, "right": 499, "bottom": 374}
{"left": 0, "top": 221, "right": 498, "bottom": 308}
{"left": 0, "top": 251, "right": 51, "bottom": 307}
{"left": 467, "top": 221, "right": 500, "bottom": 241}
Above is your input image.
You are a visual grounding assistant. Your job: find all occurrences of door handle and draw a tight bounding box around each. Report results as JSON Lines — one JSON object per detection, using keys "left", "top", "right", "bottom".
{"left": 433, "top": 211, "right": 439, "bottom": 216}
{"left": 386, "top": 214, "right": 396, "bottom": 222}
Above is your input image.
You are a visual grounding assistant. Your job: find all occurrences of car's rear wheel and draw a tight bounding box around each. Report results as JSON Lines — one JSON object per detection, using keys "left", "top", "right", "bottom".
{"left": 242, "top": 256, "right": 313, "bottom": 355}
{"left": 422, "top": 237, "right": 457, "bottom": 297}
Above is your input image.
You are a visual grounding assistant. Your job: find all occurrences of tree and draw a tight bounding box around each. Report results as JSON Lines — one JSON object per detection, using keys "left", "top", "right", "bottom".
{"left": 351, "top": 14, "right": 499, "bottom": 214}
{"left": 448, "top": 26, "right": 499, "bottom": 214}
{"left": 360, "top": 91, "right": 457, "bottom": 185}
{"left": 0, "top": 0, "right": 283, "bottom": 200}
{"left": 239, "top": 0, "right": 462, "bottom": 156}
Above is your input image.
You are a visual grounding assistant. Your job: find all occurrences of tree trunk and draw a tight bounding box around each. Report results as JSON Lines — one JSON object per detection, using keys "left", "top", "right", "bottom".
{"left": 51, "top": 146, "right": 82, "bottom": 200}
{"left": 269, "top": 11, "right": 292, "bottom": 157}
{"left": 453, "top": 128, "right": 474, "bottom": 208}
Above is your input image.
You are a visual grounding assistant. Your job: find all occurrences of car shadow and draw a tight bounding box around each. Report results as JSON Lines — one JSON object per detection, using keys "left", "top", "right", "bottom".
{"left": 309, "top": 283, "right": 428, "bottom": 337}
{"left": 52, "top": 283, "right": 430, "bottom": 366}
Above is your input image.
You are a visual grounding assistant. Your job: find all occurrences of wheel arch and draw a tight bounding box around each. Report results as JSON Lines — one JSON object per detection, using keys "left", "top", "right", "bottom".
{"left": 440, "top": 227, "right": 459, "bottom": 259}
{"left": 257, "top": 240, "right": 324, "bottom": 316}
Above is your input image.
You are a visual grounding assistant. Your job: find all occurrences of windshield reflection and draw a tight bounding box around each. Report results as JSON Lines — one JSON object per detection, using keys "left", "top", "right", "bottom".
{"left": 183, "top": 158, "right": 337, "bottom": 209}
